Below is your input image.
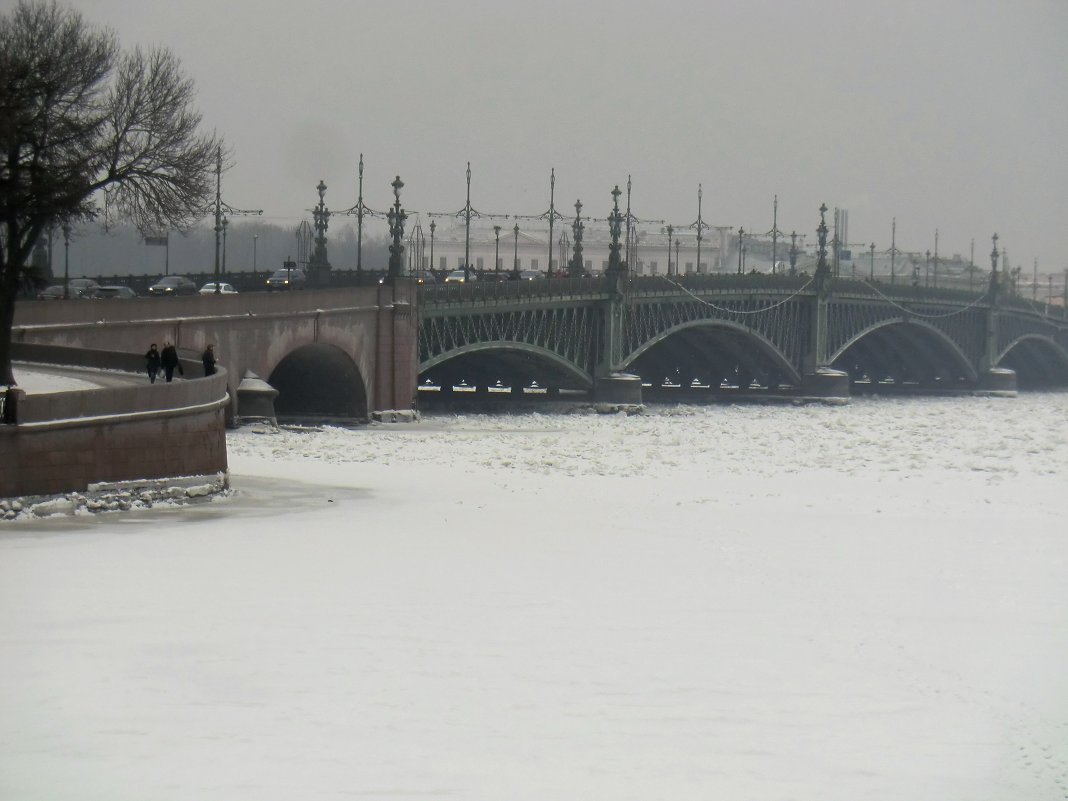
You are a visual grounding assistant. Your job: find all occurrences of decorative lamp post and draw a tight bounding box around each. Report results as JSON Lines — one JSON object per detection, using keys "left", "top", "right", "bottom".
{"left": 513, "top": 224, "right": 520, "bottom": 277}
{"left": 570, "top": 199, "right": 585, "bottom": 278}
{"left": 493, "top": 225, "right": 501, "bottom": 276}
{"left": 309, "top": 179, "right": 332, "bottom": 286}
{"left": 222, "top": 217, "right": 229, "bottom": 275}
{"left": 386, "top": 175, "right": 407, "bottom": 281}
{"left": 666, "top": 224, "right": 674, "bottom": 276}
{"left": 62, "top": 222, "right": 71, "bottom": 299}
{"left": 869, "top": 242, "right": 876, "bottom": 280}
{"left": 429, "top": 220, "right": 436, "bottom": 276}
{"left": 675, "top": 238, "right": 681, "bottom": 275}
{"left": 737, "top": 226, "right": 745, "bottom": 275}
{"left": 925, "top": 249, "right": 931, "bottom": 288}
{"left": 815, "top": 206, "right": 829, "bottom": 277}
{"left": 253, "top": 234, "right": 258, "bottom": 272}
{"left": 606, "top": 185, "right": 625, "bottom": 277}
{"left": 989, "top": 233, "right": 1000, "bottom": 295}
{"left": 789, "top": 231, "right": 799, "bottom": 276}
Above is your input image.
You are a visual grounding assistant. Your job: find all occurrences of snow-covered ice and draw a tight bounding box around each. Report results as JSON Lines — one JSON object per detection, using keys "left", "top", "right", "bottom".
{"left": 2, "top": 394, "right": 1067, "bottom": 800}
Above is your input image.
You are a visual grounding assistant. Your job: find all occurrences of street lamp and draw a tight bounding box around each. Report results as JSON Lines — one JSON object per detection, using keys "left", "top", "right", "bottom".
{"left": 253, "top": 234, "right": 259, "bottom": 272}
{"left": 429, "top": 220, "right": 436, "bottom": 276}
{"left": 737, "top": 227, "right": 745, "bottom": 275}
{"left": 513, "top": 223, "right": 520, "bottom": 277}
{"left": 869, "top": 242, "right": 876, "bottom": 280}
{"left": 62, "top": 222, "right": 71, "bottom": 299}
{"left": 675, "top": 238, "right": 681, "bottom": 276}
{"left": 493, "top": 225, "right": 501, "bottom": 276}
{"left": 666, "top": 224, "right": 674, "bottom": 276}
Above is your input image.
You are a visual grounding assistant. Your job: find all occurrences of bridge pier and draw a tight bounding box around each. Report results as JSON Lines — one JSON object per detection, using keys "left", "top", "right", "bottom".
{"left": 976, "top": 367, "right": 1017, "bottom": 397}
{"left": 593, "top": 372, "right": 643, "bottom": 411}
{"left": 800, "top": 367, "right": 851, "bottom": 403}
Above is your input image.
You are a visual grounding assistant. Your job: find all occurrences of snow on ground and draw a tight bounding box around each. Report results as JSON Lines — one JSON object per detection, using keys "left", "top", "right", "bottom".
{"left": 10, "top": 365, "right": 105, "bottom": 393}
{"left": 1, "top": 394, "right": 1067, "bottom": 800}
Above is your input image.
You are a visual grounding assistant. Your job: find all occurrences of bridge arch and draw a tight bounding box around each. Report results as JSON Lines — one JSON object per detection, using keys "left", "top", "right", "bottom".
{"left": 831, "top": 318, "right": 978, "bottom": 386}
{"left": 997, "top": 335, "right": 1068, "bottom": 388}
{"left": 420, "top": 341, "right": 594, "bottom": 390}
{"left": 267, "top": 343, "right": 368, "bottom": 420}
{"left": 621, "top": 319, "right": 803, "bottom": 387}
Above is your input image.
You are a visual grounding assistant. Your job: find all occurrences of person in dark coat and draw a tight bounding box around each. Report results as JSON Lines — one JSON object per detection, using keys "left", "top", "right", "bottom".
{"left": 202, "top": 344, "right": 217, "bottom": 377}
{"left": 145, "top": 343, "right": 161, "bottom": 383}
{"left": 160, "top": 341, "right": 182, "bottom": 383}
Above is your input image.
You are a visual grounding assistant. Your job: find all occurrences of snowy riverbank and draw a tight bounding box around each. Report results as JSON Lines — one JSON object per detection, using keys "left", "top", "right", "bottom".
{"left": 2, "top": 396, "right": 1067, "bottom": 800}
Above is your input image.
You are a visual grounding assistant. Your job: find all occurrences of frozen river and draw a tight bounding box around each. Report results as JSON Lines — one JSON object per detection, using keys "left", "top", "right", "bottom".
{"left": 2, "top": 394, "right": 1067, "bottom": 800}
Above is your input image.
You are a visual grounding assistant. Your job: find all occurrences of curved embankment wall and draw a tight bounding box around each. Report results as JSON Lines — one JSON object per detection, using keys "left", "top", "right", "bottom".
{"left": 2, "top": 344, "right": 229, "bottom": 498}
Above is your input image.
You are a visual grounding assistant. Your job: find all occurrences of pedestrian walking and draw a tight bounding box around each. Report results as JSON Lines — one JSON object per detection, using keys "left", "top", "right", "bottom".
{"left": 202, "top": 344, "right": 217, "bottom": 377}
{"left": 145, "top": 343, "right": 161, "bottom": 383}
{"left": 160, "top": 341, "right": 182, "bottom": 383}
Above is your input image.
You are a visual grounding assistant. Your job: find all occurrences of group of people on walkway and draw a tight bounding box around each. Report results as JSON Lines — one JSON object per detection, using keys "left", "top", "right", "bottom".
{"left": 144, "top": 342, "right": 216, "bottom": 383}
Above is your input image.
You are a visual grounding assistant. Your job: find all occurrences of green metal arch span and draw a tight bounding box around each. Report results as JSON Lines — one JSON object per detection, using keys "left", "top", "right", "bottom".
{"left": 620, "top": 319, "right": 803, "bottom": 385}
{"left": 832, "top": 318, "right": 978, "bottom": 382}
{"left": 997, "top": 334, "right": 1068, "bottom": 369}
{"left": 420, "top": 341, "right": 594, "bottom": 389}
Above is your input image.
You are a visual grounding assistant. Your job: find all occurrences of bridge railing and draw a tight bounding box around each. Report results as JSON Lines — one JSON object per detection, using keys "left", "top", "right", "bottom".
{"left": 420, "top": 275, "right": 612, "bottom": 303}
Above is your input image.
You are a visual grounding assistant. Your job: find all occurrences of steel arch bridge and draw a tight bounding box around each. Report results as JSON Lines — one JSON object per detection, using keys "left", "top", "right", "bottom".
{"left": 418, "top": 273, "right": 1068, "bottom": 403}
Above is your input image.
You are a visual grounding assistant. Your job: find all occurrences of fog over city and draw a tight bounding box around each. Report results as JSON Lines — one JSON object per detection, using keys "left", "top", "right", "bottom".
{"left": 65, "top": 0, "right": 1067, "bottom": 275}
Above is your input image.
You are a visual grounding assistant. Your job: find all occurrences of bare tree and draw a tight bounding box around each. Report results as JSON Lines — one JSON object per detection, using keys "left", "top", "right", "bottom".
{"left": 0, "top": 0, "right": 221, "bottom": 385}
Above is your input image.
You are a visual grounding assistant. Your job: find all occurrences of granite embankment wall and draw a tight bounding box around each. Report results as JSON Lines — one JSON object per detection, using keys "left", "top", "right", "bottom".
{"left": 2, "top": 344, "right": 229, "bottom": 497}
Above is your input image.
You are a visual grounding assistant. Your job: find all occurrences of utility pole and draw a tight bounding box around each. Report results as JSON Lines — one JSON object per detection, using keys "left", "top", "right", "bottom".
{"left": 887, "top": 218, "right": 901, "bottom": 285}
{"left": 690, "top": 184, "right": 709, "bottom": 274}
{"left": 337, "top": 154, "right": 384, "bottom": 280}
{"left": 208, "top": 145, "right": 262, "bottom": 294}
{"left": 767, "top": 194, "right": 783, "bottom": 273}
{"left": 933, "top": 229, "right": 939, "bottom": 289}
{"left": 541, "top": 168, "right": 564, "bottom": 278}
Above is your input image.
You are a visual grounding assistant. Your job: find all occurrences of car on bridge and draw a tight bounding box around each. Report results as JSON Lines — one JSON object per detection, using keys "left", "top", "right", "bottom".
{"left": 518, "top": 270, "right": 544, "bottom": 281}
{"left": 87, "top": 285, "right": 138, "bottom": 299}
{"left": 36, "top": 285, "right": 69, "bottom": 300}
{"left": 199, "top": 282, "right": 238, "bottom": 295}
{"left": 444, "top": 269, "right": 476, "bottom": 283}
{"left": 265, "top": 268, "right": 307, "bottom": 290}
{"left": 148, "top": 275, "right": 198, "bottom": 296}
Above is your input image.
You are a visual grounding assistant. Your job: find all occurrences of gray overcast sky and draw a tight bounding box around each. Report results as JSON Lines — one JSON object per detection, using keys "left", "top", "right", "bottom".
{"left": 58, "top": 0, "right": 1068, "bottom": 269}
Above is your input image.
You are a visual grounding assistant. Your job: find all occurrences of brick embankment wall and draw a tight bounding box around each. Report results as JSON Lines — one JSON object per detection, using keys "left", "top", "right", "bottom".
{"left": 1, "top": 344, "right": 229, "bottom": 498}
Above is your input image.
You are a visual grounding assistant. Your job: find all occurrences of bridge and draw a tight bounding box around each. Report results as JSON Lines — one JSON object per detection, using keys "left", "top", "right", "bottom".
{"left": 417, "top": 271, "right": 1068, "bottom": 405}
{"left": 12, "top": 283, "right": 419, "bottom": 422}
{"left": 11, "top": 266, "right": 1068, "bottom": 421}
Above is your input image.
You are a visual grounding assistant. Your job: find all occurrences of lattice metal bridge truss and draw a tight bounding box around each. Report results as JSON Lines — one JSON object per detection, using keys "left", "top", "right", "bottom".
{"left": 418, "top": 274, "right": 1068, "bottom": 400}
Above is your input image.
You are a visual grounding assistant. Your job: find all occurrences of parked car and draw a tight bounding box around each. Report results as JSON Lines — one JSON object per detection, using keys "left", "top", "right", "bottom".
{"left": 88, "top": 285, "right": 138, "bottom": 299}
{"left": 199, "top": 282, "right": 238, "bottom": 295}
{"left": 147, "top": 275, "right": 198, "bottom": 296}
{"left": 265, "top": 268, "right": 306, "bottom": 290}
{"left": 410, "top": 270, "right": 436, "bottom": 284}
{"left": 444, "top": 269, "right": 476, "bottom": 283}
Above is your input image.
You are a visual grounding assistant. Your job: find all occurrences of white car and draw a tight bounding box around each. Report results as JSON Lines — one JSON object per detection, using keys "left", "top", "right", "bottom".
{"left": 199, "top": 282, "right": 238, "bottom": 295}
{"left": 444, "top": 269, "right": 476, "bottom": 283}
